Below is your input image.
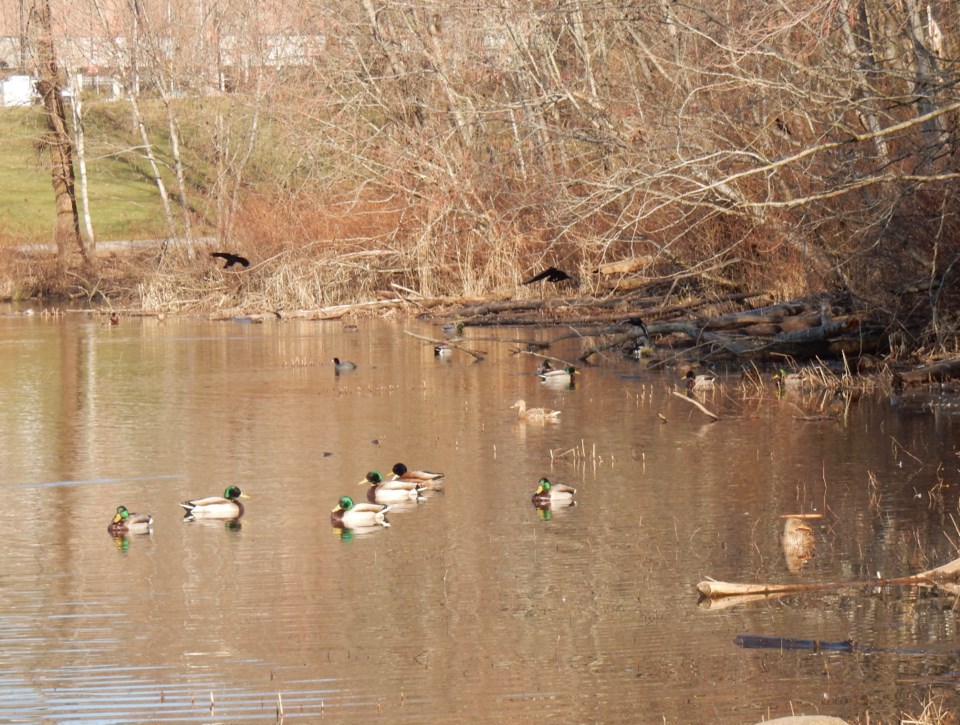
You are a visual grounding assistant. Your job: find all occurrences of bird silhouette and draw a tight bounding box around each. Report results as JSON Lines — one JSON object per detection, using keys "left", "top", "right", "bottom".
{"left": 522, "top": 267, "right": 579, "bottom": 285}
{"left": 211, "top": 252, "right": 250, "bottom": 269}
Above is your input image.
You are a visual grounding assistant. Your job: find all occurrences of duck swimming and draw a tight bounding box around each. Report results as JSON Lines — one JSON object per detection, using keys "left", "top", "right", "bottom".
{"left": 539, "top": 365, "right": 577, "bottom": 385}
{"left": 180, "top": 485, "right": 247, "bottom": 520}
{"left": 390, "top": 463, "right": 445, "bottom": 483}
{"left": 107, "top": 505, "right": 153, "bottom": 534}
{"left": 531, "top": 477, "right": 576, "bottom": 504}
{"left": 331, "top": 496, "right": 391, "bottom": 528}
{"left": 511, "top": 399, "right": 561, "bottom": 420}
{"left": 683, "top": 370, "right": 716, "bottom": 392}
{"left": 359, "top": 471, "right": 424, "bottom": 503}
{"left": 333, "top": 357, "right": 358, "bottom": 373}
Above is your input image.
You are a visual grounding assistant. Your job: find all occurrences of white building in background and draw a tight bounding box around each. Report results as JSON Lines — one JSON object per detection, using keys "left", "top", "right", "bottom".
{"left": 0, "top": 74, "right": 35, "bottom": 106}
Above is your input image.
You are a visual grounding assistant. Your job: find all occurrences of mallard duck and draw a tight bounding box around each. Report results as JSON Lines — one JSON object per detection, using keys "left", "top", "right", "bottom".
{"left": 331, "top": 496, "right": 390, "bottom": 528}
{"left": 434, "top": 343, "right": 452, "bottom": 357}
{"left": 773, "top": 368, "right": 805, "bottom": 388}
{"left": 107, "top": 505, "right": 152, "bottom": 534}
{"left": 333, "top": 357, "right": 357, "bottom": 372}
{"left": 536, "top": 359, "right": 554, "bottom": 375}
{"left": 683, "top": 370, "right": 716, "bottom": 392}
{"left": 539, "top": 365, "right": 577, "bottom": 385}
{"left": 511, "top": 399, "right": 561, "bottom": 420}
{"left": 621, "top": 319, "right": 655, "bottom": 358}
{"left": 440, "top": 321, "right": 464, "bottom": 337}
{"left": 109, "top": 312, "right": 120, "bottom": 326}
{"left": 359, "top": 471, "right": 424, "bottom": 503}
{"left": 391, "top": 462, "right": 444, "bottom": 483}
{"left": 531, "top": 477, "right": 576, "bottom": 504}
{"left": 180, "top": 485, "right": 247, "bottom": 519}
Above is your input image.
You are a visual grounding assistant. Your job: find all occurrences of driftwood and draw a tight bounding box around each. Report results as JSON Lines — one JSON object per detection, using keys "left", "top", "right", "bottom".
{"left": 697, "top": 556, "right": 960, "bottom": 599}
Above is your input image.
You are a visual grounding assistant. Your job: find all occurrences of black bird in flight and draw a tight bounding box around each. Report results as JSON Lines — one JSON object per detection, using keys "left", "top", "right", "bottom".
{"left": 211, "top": 252, "right": 251, "bottom": 269}
{"left": 523, "top": 266, "right": 579, "bottom": 285}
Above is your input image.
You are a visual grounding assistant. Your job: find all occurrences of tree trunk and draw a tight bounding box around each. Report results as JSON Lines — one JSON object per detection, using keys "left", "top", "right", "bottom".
{"left": 28, "top": 0, "right": 87, "bottom": 266}
{"left": 69, "top": 72, "right": 96, "bottom": 254}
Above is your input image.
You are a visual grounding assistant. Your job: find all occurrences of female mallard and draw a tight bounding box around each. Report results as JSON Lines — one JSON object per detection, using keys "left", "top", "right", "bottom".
{"left": 331, "top": 496, "right": 390, "bottom": 528}
{"left": 333, "top": 357, "right": 357, "bottom": 373}
{"left": 531, "top": 477, "right": 576, "bottom": 504}
{"left": 539, "top": 365, "right": 577, "bottom": 385}
{"left": 683, "top": 370, "right": 716, "bottom": 392}
{"left": 180, "top": 485, "right": 247, "bottom": 519}
{"left": 391, "top": 462, "right": 444, "bottom": 483}
{"left": 359, "top": 471, "right": 424, "bottom": 503}
{"left": 107, "top": 505, "right": 153, "bottom": 534}
{"left": 511, "top": 399, "right": 561, "bottom": 420}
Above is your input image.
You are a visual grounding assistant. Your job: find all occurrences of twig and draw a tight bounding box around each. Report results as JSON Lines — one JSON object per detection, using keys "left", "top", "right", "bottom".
{"left": 402, "top": 330, "right": 486, "bottom": 361}
{"left": 670, "top": 390, "right": 720, "bottom": 421}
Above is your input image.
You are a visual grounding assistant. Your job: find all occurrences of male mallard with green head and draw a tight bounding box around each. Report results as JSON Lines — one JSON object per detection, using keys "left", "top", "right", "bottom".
{"left": 107, "top": 505, "right": 153, "bottom": 534}
{"left": 331, "top": 496, "right": 390, "bottom": 528}
{"left": 181, "top": 485, "right": 248, "bottom": 520}
{"left": 390, "top": 463, "right": 444, "bottom": 483}
{"left": 359, "top": 471, "right": 424, "bottom": 503}
{"left": 531, "top": 477, "right": 576, "bottom": 504}
{"left": 539, "top": 365, "right": 578, "bottom": 385}
{"left": 440, "top": 321, "right": 465, "bottom": 337}
{"left": 683, "top": 370, "right": 716, "bottom": 392}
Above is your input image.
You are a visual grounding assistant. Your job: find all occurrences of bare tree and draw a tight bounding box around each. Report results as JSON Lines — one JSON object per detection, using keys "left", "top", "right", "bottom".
{"left": 26, "top": 0, "right": 89, "bottom": 265}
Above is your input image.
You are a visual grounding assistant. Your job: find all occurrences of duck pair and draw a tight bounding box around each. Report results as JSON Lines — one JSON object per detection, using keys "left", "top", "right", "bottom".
{"left": 357, "top": 463, "right": 445, "bottom": 504}
{"left": 107, "top": 485, "right": 248, "bottom": 534}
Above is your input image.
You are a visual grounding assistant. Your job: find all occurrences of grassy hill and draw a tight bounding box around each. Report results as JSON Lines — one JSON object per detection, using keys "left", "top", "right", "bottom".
{"left": 0, "top": 104, "right": 177, "bottom": 244}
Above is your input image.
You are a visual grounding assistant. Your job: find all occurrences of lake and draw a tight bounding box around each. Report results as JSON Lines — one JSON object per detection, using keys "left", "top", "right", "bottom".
{"left": 1, "top": 308, "right": 958, "bottom": 723}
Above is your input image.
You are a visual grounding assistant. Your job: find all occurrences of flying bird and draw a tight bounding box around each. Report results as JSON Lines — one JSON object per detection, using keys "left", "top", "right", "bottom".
{"left": 523, "top": 267, "right": 579, "bottom": 285}
{"left": 211, "top": 252, "right": 251, "bottom": 269}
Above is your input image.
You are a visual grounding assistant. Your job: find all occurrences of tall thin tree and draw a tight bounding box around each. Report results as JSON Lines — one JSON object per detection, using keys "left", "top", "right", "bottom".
{"left": 27, "top": 0, "right": 89, "bottom": 266}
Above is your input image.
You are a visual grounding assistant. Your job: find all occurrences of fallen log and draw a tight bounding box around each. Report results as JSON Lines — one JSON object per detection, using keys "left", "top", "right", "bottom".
{"left": 697, "top": 555, "right": 960, "bottom": 599}
{"left": 896, "top": 357, "right": 960, "bottom": 385}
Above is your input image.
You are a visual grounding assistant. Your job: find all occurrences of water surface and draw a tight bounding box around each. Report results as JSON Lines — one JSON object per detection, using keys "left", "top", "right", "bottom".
{"left": 1, "top": 309, "right": 959, "bottom": 723}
